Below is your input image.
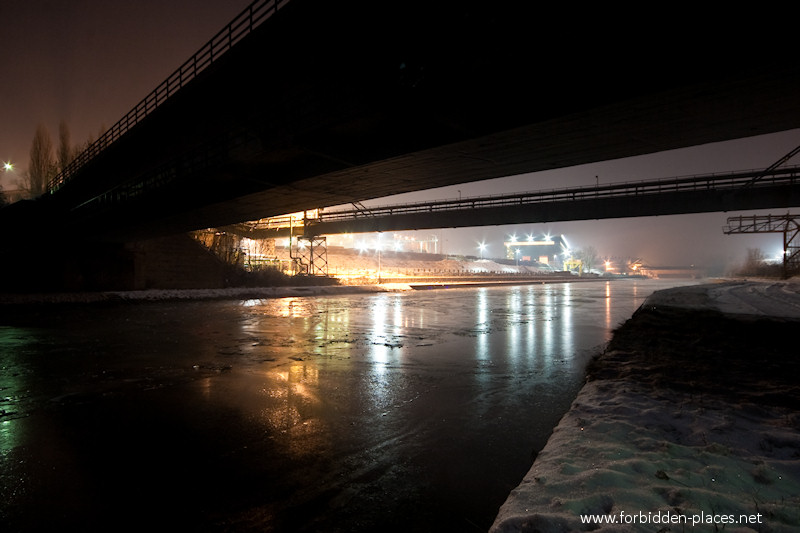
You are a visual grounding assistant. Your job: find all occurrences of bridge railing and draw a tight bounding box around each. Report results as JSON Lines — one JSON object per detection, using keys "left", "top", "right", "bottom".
{"left": 315, "top": 166, "right": 800, "bottom": 222}
{"left": 48, "top": 0, "right": 291, "bottom": 193}
{"left": 723, "top": 213, "right": 800, "bottom": 234}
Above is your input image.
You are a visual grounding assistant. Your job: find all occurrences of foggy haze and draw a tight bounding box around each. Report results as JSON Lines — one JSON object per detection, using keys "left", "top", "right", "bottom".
{"left": 359, "top": 130, "right": 799, "bottom": 270}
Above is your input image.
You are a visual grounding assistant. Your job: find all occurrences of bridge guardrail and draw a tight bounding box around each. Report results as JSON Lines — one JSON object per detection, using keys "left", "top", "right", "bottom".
{"left": 48, "top": 0, "right": 290, "bottom": 193}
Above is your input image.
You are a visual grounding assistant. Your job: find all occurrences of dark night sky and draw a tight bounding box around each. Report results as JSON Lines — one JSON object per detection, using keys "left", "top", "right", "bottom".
{"left": 1, "top": 0, "right": 252, "bottom": 180}
{"left": 1, "top": 1, "right": 798, "bottom": 270}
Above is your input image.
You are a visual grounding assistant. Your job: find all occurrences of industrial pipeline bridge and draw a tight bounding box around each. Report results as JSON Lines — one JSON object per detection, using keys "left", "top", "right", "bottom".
{"left": 230, "top": 165, "right": 800, "bottom": 237}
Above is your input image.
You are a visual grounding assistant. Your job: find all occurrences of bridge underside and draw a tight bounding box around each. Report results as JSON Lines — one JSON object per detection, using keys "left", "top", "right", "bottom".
{"left": 18, "top": 1, "right": 800, "bottom": 242}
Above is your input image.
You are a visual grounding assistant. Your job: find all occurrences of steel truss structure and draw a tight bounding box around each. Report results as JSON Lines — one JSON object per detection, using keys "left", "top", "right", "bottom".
{"left": 724, "top": 213, "right": 800, "bottom": 278}
{"left": 292, "top": 236, "right": 328, "bottom": 276}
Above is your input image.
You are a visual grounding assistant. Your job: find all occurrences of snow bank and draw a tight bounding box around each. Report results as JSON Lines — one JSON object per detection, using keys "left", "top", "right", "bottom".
{"left": 492, "top": 380, "right": 800, "bottom": 532}
{"left": 645, "top": 279, "right": 800, "bottom": 318}
{"left": 0, "top": 284, "right": 402, "bottom": 306}
{"left": 491, "top": 281, "right": 800, "bottom": 532}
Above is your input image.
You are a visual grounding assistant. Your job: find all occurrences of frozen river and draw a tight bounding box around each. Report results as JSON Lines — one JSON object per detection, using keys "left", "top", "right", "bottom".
{"left": 0, "top": 279, "right": 697, "bottom": 532}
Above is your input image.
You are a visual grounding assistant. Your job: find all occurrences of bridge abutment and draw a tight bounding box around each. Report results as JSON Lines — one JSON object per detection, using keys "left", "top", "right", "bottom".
{"left": 0, "top": 234, "right": 240, "bottom": 293}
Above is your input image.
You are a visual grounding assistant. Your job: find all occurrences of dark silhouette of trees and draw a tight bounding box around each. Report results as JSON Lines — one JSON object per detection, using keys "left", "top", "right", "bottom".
{"left": 57, "top": 120, "right": 79, "bottom": 174}
{"left": 734, "top": 247, "right": 782, "bottom": 277}
{"left": 27, "top": 123, "right": 56, "bottom": 196}
{"left": 19, "top": 121, "right": 83, "bottom": 197}
{"left": 576, "top": 246, "right": 598, "bottom": 273}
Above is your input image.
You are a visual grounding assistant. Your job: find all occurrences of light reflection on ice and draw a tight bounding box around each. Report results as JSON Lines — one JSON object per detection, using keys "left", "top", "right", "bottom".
{"left": 506, "top": 289, "right": 521, "bottom": 363}
{"left": 542, "top": 286, "right": 553, "bottom": 363}
{"left": 259, "top": 363, "right": 321, "bottom": 435}
{"left": 393, "top": 295, "right": 404, "bottom": 329}
{"left": 203, "top": 283, "right": 710, "bottom": 459}
{"left": 369, "top": 295, "right": 389, "bottom": 367}
{"left": 475, "top": 289, "right": 490, "bottom": 361}
{"left": 561, "top": 284, "right": 573, "bottom": 359}
{"left": 277, "top": 297, "right": 315, "bottom": 318}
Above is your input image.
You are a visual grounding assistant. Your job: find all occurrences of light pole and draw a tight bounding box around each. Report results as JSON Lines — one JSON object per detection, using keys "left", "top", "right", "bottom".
{"left": 478, "top": 242, "right": 487, "bottom": 259}
{"left": 376, "top": 233, "right": 383, "bottom": 284}
{"left": 1, "top": 162, "right": 13, "bottom": 196}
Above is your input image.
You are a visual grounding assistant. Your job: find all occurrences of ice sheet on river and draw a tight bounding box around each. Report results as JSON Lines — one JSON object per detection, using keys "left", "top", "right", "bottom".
{"left": 491, "top": 280, "right": 800, "bottom": 532}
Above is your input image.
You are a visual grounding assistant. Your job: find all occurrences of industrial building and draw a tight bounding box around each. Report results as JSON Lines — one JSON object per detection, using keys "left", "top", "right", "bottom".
{"left": 504, "top": 234, "right": 569, "bottom": 268}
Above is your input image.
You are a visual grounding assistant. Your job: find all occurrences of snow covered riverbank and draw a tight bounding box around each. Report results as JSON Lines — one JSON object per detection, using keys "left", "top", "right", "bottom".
{"left": 491, "top": 280, "right": 800, "bottom": 532}
{"left": 0, "top": 284, "right": 401, "bottom": 306}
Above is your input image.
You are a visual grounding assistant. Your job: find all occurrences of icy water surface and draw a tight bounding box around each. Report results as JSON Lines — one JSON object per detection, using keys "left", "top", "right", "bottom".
{"left": 0, "top": 279, "right": 696, "bottom": 532}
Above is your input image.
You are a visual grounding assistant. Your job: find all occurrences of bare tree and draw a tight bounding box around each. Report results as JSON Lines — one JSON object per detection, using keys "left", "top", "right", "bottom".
{"left": 96, "top": 124, "right": 108, "bottom": 149}
{"left": 576, "top": 245, "right": 599, "bottom": 273}
{"left": 739, "top": 247, "right": 771, "bottom": 277}
{"left": 745, "top": 247, "right": 766, "bottom": 266}
{"left": 57, "top": 120, "right": 77, "bottom": 173}
{"left": 28, "top": 123, "right": 56, "bottom": 195}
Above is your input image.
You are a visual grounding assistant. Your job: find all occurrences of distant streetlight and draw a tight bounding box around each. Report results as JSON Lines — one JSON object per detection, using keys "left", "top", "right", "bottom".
{"left": 2, "top": 161, "right": 13, "bottom": 172}
{"left": 478, "top": 241, "right": 487, "bottom": 259}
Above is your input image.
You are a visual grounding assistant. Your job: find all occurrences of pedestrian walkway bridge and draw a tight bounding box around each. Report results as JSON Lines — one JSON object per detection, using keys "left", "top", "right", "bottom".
{"left": 230, "top": 165, "right": 800, "bottom": 237}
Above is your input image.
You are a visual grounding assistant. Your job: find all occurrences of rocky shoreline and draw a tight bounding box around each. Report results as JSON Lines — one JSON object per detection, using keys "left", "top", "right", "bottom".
{"left": 491, "top": 281, "right": 800, "bottom": 532}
